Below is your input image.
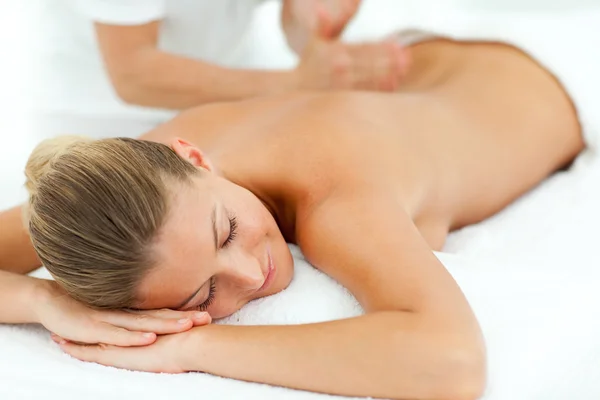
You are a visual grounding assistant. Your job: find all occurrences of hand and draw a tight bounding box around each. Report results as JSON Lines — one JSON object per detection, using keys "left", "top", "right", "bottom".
{"left": 295, "top": 38, "right": 410, "bottom": 92}
{"left": 52, "top": 329, "right": 195, "bottom": 374}
{"left": 35, "top": 280, "right": 211, "bottom": 346}
{"left": 283, "top": 0, "right": 362, "bottom": 54}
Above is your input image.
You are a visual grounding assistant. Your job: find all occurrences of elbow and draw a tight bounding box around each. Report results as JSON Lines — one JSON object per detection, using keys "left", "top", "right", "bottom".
{"left": 104, "top": 47, "right": 163, "bottom": 107}
{"left": 110, "top": 75, "right": 148, "bottom": 106}
{"left": 388, "top": 332, "right": 487, "bottom": 400}
{"left": 106, "top": 58, "right": 156, "bottom": 107}
{"left": 439, "top": 345, "right": 487, "bottom": 400}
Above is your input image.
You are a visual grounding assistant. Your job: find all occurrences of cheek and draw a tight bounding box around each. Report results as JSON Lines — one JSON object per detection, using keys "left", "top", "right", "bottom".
{"left": 209, "top": 293, "right": 246, "bottom": 319}
{"left": 207, "top": 275, "right": 255, "bottom": 319}
{"left": 238, "top": 207, "right": 272, "bottom": 246}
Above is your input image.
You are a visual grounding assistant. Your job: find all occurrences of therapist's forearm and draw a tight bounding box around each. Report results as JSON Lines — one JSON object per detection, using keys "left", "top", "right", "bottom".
{"left": 185, "top": 311, "right": 486, "bottom": 400}
{"left": 110, "top": 49, "right": 298, "bottom": 109}
{"left": 0, "top": 206, "right": 41, "bottom": 274}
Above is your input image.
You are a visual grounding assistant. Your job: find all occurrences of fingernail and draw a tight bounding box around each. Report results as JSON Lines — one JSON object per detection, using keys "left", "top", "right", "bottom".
{"left": 143, "top": 332, "right": 155, "bottom": 339}
{"left": 194, "top": 312, "right": 207, "bottom": 320}
{"left": 177, "top": 318, "right": 190, "bottom": 324}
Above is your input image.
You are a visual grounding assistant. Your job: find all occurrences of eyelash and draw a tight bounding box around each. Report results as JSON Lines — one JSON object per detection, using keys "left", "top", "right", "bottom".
{"left": 193, "top": 214, "right": 235, "bottom": 311}
{"left": 195, "top": 277, "right": 217, "bottom": 311}
{"left": 222, "top": 215, "right": 238, "bottom": 248}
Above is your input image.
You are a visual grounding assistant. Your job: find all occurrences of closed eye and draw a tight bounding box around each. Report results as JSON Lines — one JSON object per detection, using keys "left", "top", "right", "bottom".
{"left": 195, "top": 277, "right": 216, "bottom": 311}
{"left": 222, "top": 215, "right": 237, "bottom": 248}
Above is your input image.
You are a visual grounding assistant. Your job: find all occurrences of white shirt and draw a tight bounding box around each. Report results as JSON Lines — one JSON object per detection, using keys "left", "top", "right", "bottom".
{"left": 31, "top": 0, "right": 267, "bottom": 133}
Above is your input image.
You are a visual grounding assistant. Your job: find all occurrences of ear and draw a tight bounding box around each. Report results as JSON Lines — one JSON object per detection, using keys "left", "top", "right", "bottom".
{"left": 170, "top": 138, "right": 214, "bottom": 172}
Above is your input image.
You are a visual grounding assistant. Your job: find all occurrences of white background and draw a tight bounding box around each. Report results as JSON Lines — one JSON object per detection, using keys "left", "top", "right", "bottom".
{"left": 1, "top": 0, "right": 598, "bottom": 210}
{"left": 0, "top": 0, "right": 34, "bottom": 210}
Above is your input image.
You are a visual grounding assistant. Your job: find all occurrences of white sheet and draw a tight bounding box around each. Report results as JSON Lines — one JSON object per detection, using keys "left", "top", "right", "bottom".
{"left": 2, "top": 153, "right": 600, "bottom": 400}
{"left": 2, "top": 2, "right": 600, "bottom": 400}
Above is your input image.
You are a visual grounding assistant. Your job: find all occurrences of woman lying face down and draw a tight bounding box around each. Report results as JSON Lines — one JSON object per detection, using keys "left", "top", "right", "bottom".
{"left": 5, "top": 31, "right": 586, "bottom": 400}
{"left": 24, "top": 132, "right": 490, "bottom": 400}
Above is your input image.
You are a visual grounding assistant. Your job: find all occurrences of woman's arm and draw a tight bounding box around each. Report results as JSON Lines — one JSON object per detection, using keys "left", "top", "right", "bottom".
{"left": 185, "top": 313, "right": 483, "bottom": 400}
{"left": 61, "top": 190, "right": 485, "bottom": 400}
{"left": 0, "top": 206, "right": 41, "bottom": 274}
{"left": 187, "top": 192, "right": 486, "bottom": 400}
{"left": 0, "top": 269, "right": 47, "bottom": 323}
{"left": 0, "top": 206, "right": 209, "bottom": 339}
{"left": 0, "top": 268, "right": 211, "bottom": 343}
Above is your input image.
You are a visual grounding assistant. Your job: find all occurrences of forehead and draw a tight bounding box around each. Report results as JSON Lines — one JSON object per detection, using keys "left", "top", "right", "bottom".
{"left": 135, "top": 181, "right": 216, "bottom": 309}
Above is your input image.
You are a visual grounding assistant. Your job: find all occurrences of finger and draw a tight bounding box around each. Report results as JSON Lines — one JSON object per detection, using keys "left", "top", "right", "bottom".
{"left": 316, "top": 3, "right": 334, "bottom": 38}
{"left": 60, "top": 341, "right": 177, "bottom": 373}
{"left": 135, "top": 308, "right": 207, "bottom": 321}
{"left": 192, "top": 312, "right": 212, "bottom": 326}
{"left": 370, "top": 45, "right": 394, "bottom": 91}
{"left": 101, "top": 311, "right": 209, "bottom": 334}
{"left": 372, "top": 43, "right": 404, "bottom": 91}
{"left": 383, "top": 42, "right": 404, "bottom": 91}
{"left": 348, "top": 43, "right": 384, "bottom": 90}
{"left": 330, "top": 47, "right": 353, "bottom": 89}
{"left": 342, "top": 43, "right": 365, "bottom": 89}
{"left": 50, "top": 333, "right": 68, "bottom": 345}
{"left": 142, "top": 309, "right": 212, "bottom": 326}
{"left": 60, "top": 342, "right": 132, "bottom": 370}
{"left": 90, "top": 323, "right": 157, "bottom": 347}
{"left": 399, "top": 46, "right": 412, "bottom": 78}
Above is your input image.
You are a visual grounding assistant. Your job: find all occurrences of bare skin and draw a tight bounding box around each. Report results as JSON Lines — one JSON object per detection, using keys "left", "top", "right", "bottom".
{"left": 0, "top": 38, "right": 583, "bottom": 400}
{"left": 143, "top": 39, "right": 582, "bottom": 251}
{"left": 78, "top": 38, "right": 579, "bottom": 398}
{"left": 95, "top": 0, "right": 403, "bottom": 109}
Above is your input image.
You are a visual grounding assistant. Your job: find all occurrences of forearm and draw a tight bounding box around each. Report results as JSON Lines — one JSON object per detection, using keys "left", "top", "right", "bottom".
{"left": 281, "top": 0, "right": 309, "bottom": 55}
{"left": 187, "top": 311, "right": 486, "bottom": 400}
{"left": 112, "top": 49, "right": 298, "bottom": 109}
{"left": 0, "top": 269, "right": 48, "bottom": 324}
{"left": 0, "top": 206, "right": 41, "bottom": 274}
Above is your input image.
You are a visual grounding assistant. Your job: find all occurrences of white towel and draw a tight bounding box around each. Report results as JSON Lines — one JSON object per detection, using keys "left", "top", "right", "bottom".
{"left": 2, "top": 155, "right": 600, "bottom": 400}
{"left": 2, "top": 4, "right": 600, "bottom": 400}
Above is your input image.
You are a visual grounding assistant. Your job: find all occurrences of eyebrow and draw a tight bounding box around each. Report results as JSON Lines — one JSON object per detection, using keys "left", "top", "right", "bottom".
{"left": 175, "top": 204, "right": 218, "bottom": 310}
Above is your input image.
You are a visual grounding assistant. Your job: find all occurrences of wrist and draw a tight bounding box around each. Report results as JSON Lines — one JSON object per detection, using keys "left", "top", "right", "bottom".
{"left": 178, "top": 325, "right": 218, "bottom": 372}
{"left": 30, "top": 279, "right": 57, "bottom": 323}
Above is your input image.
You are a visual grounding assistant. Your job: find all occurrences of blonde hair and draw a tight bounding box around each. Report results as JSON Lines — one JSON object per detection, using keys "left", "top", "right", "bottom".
{"left": 24, "top": 136, "right": 198, "bottom": 309}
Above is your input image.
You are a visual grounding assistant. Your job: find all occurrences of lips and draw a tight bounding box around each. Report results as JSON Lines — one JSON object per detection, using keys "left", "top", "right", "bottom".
{"left": 257, "top": 248, "right": 276, "bottom": 292}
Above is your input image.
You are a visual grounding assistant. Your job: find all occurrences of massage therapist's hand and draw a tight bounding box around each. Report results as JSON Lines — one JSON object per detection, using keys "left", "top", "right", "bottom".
{"left": 296, "top": 38, "right": 409, "bottom": 91}
{"left": 35, "top": 280, "right": 211, "bottom": 347}
{"left": 283, "top": 0, "right": 362, "bottom": 54}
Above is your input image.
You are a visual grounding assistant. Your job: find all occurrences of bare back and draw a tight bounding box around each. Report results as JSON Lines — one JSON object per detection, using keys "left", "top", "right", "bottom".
{"left": 144, "top": 39, "right": 582, "bottom": 250}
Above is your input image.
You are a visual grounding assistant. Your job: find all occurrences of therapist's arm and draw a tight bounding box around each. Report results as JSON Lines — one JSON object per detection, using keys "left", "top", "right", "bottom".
{"left": 95, "top": 20, "right": 406, "bottom": 109}
{"left": 95, "top": 21, "right": 298, "bottom": 109}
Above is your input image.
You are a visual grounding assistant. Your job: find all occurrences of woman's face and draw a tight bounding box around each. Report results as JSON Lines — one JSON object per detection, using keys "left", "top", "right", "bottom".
{"left": 134, "top": 143, "right": 294, "bottom": 319}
